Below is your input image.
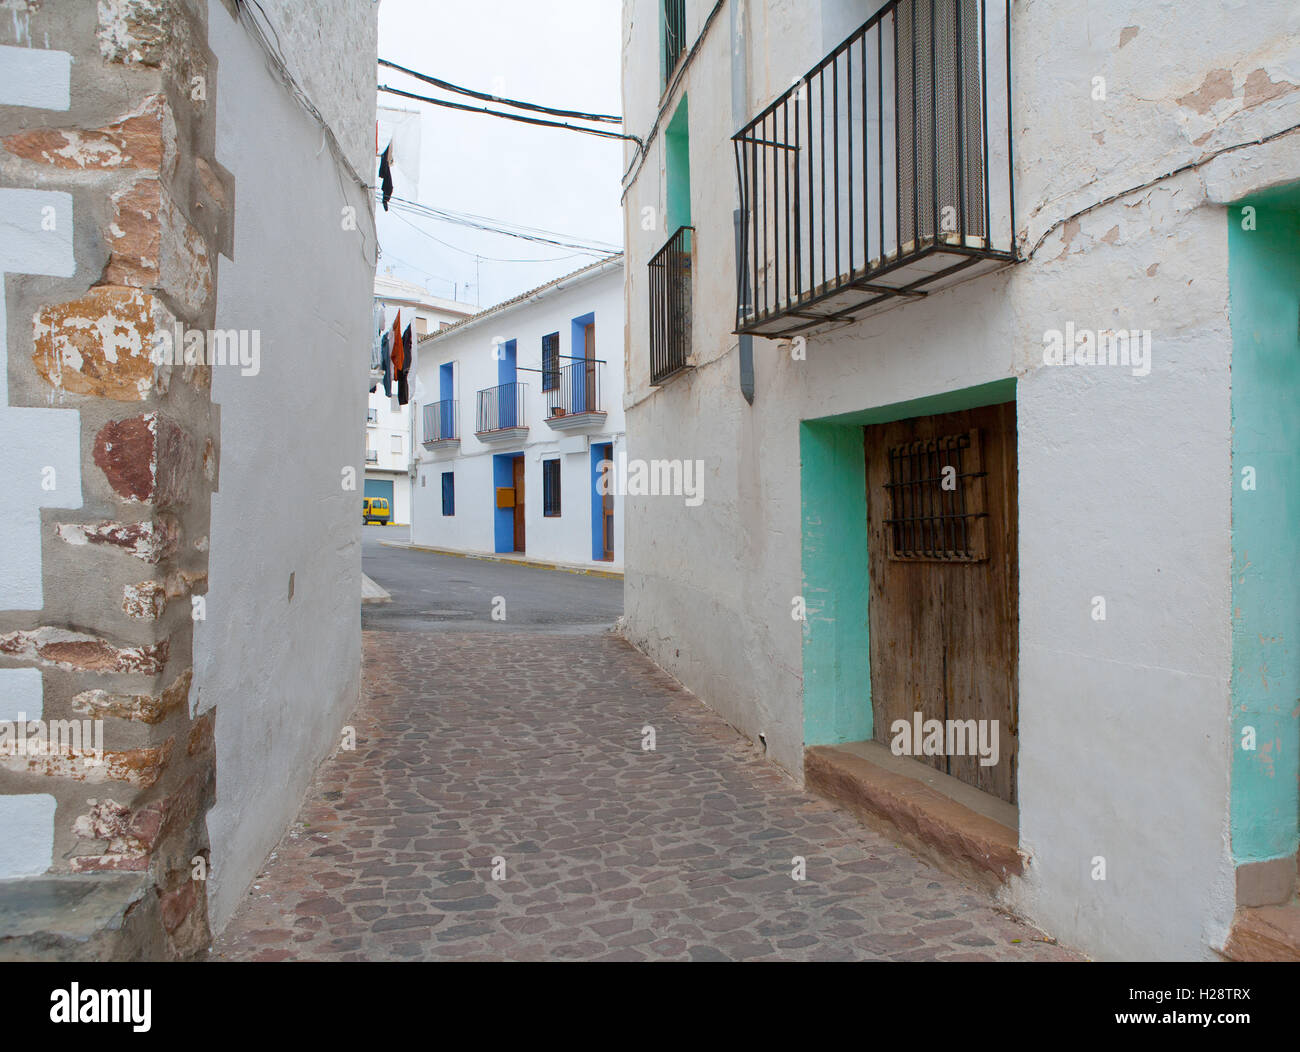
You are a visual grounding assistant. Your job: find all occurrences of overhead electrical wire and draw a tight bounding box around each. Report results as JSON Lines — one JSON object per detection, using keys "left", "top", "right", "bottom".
{"left": 390, "top": 195, "right": 621, "bottom": 253}
{"left": 380, "top": 192, "right": 622, "bottom": 255}
{"left": 401, "top": 199, "right": 622, "bottom": 248}
{"left": 379, "top": 58, "right": 622, "bottom": 124}
{"left": 378, "top": 84, "right": 639, "bottom": 144}
{"left": 386, "top": 210, "right": 599, "bottom": 265}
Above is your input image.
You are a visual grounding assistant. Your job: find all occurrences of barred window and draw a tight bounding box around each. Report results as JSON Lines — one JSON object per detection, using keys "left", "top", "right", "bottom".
{"left": 663, "top": 0, "right": 686, "bottom": 79}
{"left": 441, "top": 472, "right": 454, "bottom": 516}
{"left": 884, "top": 430, "right": 987, "bottom": 561}
{"left": 543, "top": 458, "right": 561, "bottom": 517}
{"left": 542, "top": 332, "right": 560, "bottom": 392}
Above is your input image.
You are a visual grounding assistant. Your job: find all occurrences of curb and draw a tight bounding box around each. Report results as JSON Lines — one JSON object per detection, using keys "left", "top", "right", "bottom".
{"left": 361, "top": 573, "right": 392, "bottom": 604}
{"left": 379, "top": 541, "right": 624, "bottom": 580}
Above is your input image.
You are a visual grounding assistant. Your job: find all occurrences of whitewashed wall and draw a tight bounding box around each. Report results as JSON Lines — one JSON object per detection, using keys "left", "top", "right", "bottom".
{"left": 620, "top": 0, "right": 1300, "bottom": 959}
{"left": 411, "top": 262, "right": 626, "bottom": 568}
{"left": 194, "top": 0, "right": 375, "bottom": 931}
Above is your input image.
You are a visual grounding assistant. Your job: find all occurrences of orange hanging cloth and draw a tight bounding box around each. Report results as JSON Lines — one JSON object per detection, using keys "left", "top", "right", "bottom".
{"left": 390, "top": 309, "right": 404, "bottom": 373}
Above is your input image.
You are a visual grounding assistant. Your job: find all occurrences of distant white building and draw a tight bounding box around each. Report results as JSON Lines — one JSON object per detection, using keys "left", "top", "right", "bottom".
{"left": 368, "top": 273, "right": 476, "bottom": 524}
{"left": 412, "top": 257, "right": 626, "bottom": 568}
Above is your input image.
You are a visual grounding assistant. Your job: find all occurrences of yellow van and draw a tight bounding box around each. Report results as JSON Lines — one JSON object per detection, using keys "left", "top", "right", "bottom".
{"left": 362, "top": 497, "right": 391, "bottom": 525}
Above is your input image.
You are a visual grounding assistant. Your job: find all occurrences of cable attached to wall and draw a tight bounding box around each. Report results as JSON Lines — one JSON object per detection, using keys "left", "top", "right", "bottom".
{"left": 234, "top": 0, "right": 378, "bottom": 264}
{"left": 621, "top": 0, "right": 728, "bottom": 201}
{"left": 1025, "top": 119, "right": 1300, "bottom": 260}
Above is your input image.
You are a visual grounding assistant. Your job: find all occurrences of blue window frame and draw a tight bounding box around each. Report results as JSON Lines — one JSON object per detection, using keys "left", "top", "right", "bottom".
{"left": 441, "top": 471, "right": 455, "bottom": 516}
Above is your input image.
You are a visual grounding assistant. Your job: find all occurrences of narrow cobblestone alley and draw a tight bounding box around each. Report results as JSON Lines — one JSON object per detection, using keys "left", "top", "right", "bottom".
{"left": 213, "top": 549, "right": 1081, "bottom": 961}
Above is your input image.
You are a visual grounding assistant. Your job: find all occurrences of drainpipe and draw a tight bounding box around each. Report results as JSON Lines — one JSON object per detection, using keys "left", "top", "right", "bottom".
{"left": 731, "top": 0, "right": 755, "bottom": 405}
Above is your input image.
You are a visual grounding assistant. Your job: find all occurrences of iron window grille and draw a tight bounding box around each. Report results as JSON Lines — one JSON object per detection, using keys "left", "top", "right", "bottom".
{"left": 441, "top": 471, "right": 454, "bottom": 516}
{"left": 733, "top": 0, "right": 1015, "bottom": 337}
{"left": 884, "top": 429, "right": 987, "bottom": 561}
{"left": 649, "top": 225, "right": 694, "bottom": 384}
{"left": 543, "top": 459, "right": 561, "bottom": 517}
{"left": 542, "top": 332, "right": 560, "bottom": 392}
{"left": 663, "top": 0, "right": 686, "bottom": 82}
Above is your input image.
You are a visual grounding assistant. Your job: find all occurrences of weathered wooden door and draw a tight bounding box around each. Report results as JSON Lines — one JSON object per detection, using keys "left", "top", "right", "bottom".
{"left": 583, "top": 322, "right": 597, "bottom": 412}
{"left": 601, "top": 488, "right": 614, "bottom": 561}
{"left": 864, "top": 401, "right": 1018, "bottom": 803}
{"left": 512, "top": 456, "right": 526, "bottom": 553}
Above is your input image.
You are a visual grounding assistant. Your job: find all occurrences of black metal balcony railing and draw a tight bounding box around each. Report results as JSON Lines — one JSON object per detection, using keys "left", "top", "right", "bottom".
{"left": 663, "top": 0, "right": 686, "bottom": 80}
{"left": 649, "top": 225, "right": 694, "bottom": 385}
{"left": 422, "top": 399, "right": 457, "bottom": 445}
{"left": 546, "top": 360, "right": 602, "bottom": 418}
{"left": 476, "top": 381, "right": 527, "bottom": 434}
{"left": 733, "top": 0, "right": 1014, "bottom": 337}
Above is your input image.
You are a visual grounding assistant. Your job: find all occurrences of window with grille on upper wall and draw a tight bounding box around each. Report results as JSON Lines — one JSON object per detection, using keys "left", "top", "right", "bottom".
{"left": 543, "top": 458, "right": 561, "bottom": 517}
{"left": 542, "top": 332, "right": 559, "bottom": 392}
{"left": 884, "top": 430, "right": 988, "bottom": 562}
{"left": 441, "top": 472, "right": 454, "bottom": 516}
{"left": 663, "top": 0, "right": 686, "bottom": 83}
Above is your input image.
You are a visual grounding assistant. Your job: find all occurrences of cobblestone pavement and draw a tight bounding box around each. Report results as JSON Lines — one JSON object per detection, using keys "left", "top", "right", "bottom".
{"left": 212, "top": 630, "right": 1082, "bottom": 961}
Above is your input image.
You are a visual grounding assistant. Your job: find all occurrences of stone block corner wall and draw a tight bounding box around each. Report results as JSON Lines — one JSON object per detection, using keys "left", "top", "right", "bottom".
{"left": 0, "top": 0, "right": 234, "bottom": 959}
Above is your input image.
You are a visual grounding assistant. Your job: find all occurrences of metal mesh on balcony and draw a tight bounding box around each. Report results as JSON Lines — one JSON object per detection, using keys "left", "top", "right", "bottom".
{"left": 733, "top": 0, "right": 1013, "bottom": 338}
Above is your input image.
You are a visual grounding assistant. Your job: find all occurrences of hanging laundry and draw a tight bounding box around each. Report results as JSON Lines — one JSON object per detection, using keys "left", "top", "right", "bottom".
{"left": 390, "top": 309, "right": 404, "bottom": 374}
{"left": 380, "top": 332, "right": 393, "bottom": 398}
{"left": 397, "top": 323, "right": 413, "bottom": 406}
{"left": 378, "top": 142, "right": 394, "bottom": 211}
{"left": 369, "top": 300, "right": 385, "bottom": 392}
{"left": 371, "top": 300, "right": 385, "bottom": 371}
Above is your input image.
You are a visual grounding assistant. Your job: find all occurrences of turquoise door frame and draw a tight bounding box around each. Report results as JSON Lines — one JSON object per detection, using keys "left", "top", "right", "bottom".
{"left": 1227, "top": 183, "right": 1300, "bottom": 867}
{"left": 799, "top": 379, "right": 1018, "bottom": 748}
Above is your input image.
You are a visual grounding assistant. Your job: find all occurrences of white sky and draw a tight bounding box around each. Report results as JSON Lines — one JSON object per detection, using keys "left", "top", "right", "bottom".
{"left": 375, "top": 0, "right": 625, "bottom": 308}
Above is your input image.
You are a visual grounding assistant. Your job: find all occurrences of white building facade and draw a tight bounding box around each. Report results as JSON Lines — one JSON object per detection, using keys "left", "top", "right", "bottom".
{"left": 620, "top": 0, "right": 1300, "bottom": 960}
{"left": 411, "top": 258, "right": 626, "bottom": 570}
{"left": 368, "top": 274, "right": 475, "bottom": 525}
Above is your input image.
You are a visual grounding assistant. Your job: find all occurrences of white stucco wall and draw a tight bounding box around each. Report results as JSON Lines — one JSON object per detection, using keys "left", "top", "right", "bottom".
{"left": 194, "top": 0, "right": 375, "bottom": 931}
{"left": 410, "top": 262, "right": 626, "bottom": 568}
{"left": 620, "top": 0, "right": 1300, "bottom": 959}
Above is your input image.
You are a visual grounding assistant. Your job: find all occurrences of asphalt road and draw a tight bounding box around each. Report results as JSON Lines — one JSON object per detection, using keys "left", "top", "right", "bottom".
{"left": 361, "top": 525, "right": 624, "bottom": 633}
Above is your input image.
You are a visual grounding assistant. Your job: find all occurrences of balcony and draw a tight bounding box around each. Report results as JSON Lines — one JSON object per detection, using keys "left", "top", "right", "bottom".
{"left": 421, "top": 399, "right": 459, "bottom": 451}
{"left": 733, "top": 0, "right": 1014, "bottom": 337}
{"left": 544, "top": 360, "right": 606, "bottom": 431}
{"left": 648, "top": 225, "right": 694, "bottom": 385}
{"left": 365, "top": 449, "right": 378, "bottom": 464}
{"left": 475, "top": 381, "right": 528, "bottom": 444}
